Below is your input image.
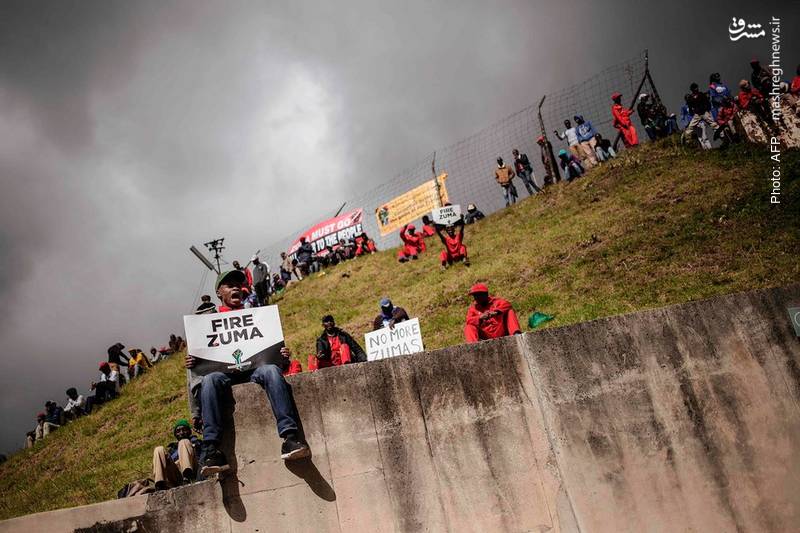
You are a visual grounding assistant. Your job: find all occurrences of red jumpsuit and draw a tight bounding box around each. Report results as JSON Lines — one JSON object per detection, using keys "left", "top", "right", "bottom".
{"left": 419, "top": 224, "right": 435, "bottom": 252}
{"left": 612, "top": 103, "right": 639, "bottom": 147}
{"left": 716, "top": 104, "right": 736, "bottom": 126}
{"left": 397, "top": 226, "right": 424, "bottom": 260}
{"left": 317, "top": 335, "right": 351, "bottom": 369}
{"left": 440, "top": 232, "right": 467, "bottom": 263}
{"left": 737, "top": 87, "right": 763, "bottom": 110}
{"left": 464, "top": 297, "right": 521, "bottom": 343}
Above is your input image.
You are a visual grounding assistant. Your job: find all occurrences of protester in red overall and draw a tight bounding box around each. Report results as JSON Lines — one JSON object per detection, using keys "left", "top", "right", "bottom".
{"left": 436, "top": 218, "right": 469, "bottom": 269}
{"left": 464, "top": 283, "right": 521, "bottom": 343}
{"left": 397, "top": 224, "right": 424, "bottom": 262}
{"left": 283, "top": 360, "right": 302, "bottom": 376}
{"left": 419, "top": 216, "right": 436, "bottom": 253}
{"left": 315, "top": 315, "right": 366, "bottom": 369}
{"left": 611, "top": 92, "right": 639, "bottom": 148}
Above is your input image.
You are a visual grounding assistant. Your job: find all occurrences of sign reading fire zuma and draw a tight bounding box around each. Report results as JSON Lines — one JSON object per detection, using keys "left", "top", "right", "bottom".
{"left": 183, "top": 306, "right": 286, "bottom": 376}
{"left": 287, "top": 209, "right": 364, "bottom": 259}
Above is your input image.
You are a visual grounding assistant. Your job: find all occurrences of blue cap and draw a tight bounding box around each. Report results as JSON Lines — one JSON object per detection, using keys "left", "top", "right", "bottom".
{"left": 380, "top": 297, "right": 392, "bottom": 308}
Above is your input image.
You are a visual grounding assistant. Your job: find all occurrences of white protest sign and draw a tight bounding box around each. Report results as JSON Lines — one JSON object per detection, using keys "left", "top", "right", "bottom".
{"left": 431, "top": 204, "right": 461, "bottom": 226}
{"left": 183, "top": 305, "right": 285, "bottom": 375}
{"left": 364, "top": 318, "right": 425, "bottom": 362}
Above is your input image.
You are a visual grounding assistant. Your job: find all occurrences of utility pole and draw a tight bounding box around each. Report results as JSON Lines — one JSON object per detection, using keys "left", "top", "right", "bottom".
{"left": 203, "top": 238, "right": 225, "bottom": 274}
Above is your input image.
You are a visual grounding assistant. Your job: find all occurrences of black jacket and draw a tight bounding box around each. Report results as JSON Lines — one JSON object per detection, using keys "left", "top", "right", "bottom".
{"left": 316, "top": 328, "right": 366, "bottom": 363}
{"left": 686, "top": 92, "right": 710, "bottom": 116}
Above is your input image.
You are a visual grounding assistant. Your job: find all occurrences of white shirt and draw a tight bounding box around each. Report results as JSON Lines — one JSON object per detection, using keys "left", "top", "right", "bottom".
{"left": 65, "top": 395, "right": 86, "bottom": 412}
{"left": 101, "top": 370, "right": 120, "bottom": 393}
{"left": 560, "top": 127, "right": 579, "bottom": 146}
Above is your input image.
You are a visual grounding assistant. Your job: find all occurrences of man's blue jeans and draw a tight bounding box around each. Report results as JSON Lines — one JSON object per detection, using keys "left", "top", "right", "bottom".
{"left": 517, "top": 169, "right": 542, "bottom": 195}
{"left": 199, "top": 365, "right": 299, "bottom": 443}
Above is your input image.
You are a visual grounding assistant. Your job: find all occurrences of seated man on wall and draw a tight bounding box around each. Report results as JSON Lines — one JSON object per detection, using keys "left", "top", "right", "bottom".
{"left": 372, "top": 298, "right": 410, "bottom": 331}
{"left": 152, "top": 419, "right": 203, "bottom": 490}
{"left": 185, "top": 269, "right": 310, "bottom": 476}
{"left": 464, "top": 283, "right": 522, "bottom": 343}
{"left": 316, "top": 315, "right": 367, "bottom": 369}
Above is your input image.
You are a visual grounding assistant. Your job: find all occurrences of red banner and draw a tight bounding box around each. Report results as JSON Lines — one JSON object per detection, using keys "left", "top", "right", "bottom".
{"left": 287, "top": 209, "right": 364, "bottom": 258}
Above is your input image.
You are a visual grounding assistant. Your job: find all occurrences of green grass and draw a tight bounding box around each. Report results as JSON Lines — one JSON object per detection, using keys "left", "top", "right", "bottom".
{"left": 1, "top": 139, "right": 798, "bottom": 520}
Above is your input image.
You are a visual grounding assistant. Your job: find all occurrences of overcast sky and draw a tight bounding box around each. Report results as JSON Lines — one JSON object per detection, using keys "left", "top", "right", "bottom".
{"left": 0, "top": 0, "right": 796, "bottom": 453}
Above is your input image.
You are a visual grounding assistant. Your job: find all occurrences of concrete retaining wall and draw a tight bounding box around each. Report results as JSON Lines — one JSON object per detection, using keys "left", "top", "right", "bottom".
{"left": 2, "top": 285, "right": 799, "bottom": 532}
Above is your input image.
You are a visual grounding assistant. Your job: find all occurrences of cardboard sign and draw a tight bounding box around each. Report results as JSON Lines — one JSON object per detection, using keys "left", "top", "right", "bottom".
{"left": 183, "top": 306, "right": 286, "bottom": 376}
{"left": 287, "top": 209, "right": 364, "bottom": 259}
{"left": 375, "top": 174, "right": 449, "bottom": 236}
{"left": 431, "top": 204, "right": 461, "bottom": 226}
{"left": 364, "top": 318, "right": 424, "bottom": 362}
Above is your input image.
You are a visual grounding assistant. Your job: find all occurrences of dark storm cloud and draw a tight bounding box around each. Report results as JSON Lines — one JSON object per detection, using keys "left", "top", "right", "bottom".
{"left": 0, "top": 0, "right": 796, "bottom": 453}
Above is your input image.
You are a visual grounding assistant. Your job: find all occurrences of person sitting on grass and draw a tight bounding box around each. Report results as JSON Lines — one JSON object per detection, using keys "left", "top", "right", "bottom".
{"left": 557, "top": 149, "right": 584, "bottom": 181}
{"left": 436, "top": 218, "right": 470, "bottom": 270}
{"left": 64, "top": 388, "right": 86, "bottom": 419}
{"left": 34, "top": 412, "right": 59, "bottom": 440}
{"left": 86, "top": 361, "right": 120, "bottom": 412}
{"left": 45, "top": 400, "right": 65, "bottom": 427}
{"left": 316, "top": 315, "right": 367, "bottom": 369}
{"left": 185, "top": 269, "right": 310, "bottom": 477}
{"left": 419, "top": 216, "right": 436, "bottom": 253}
{"left": 464, "top": 283, "right": 522, "bottom": 343}
{"left": 372, "top": 298, "right": 410, "bottom": 331}
{"left": 152, "top": 419, "right": 203, "bottom": 490}
{"left": 464, "top": 203, "right": 485, "bottom": 224}
{"left": 398, "top": 224, "right": 424, "bottom": 262}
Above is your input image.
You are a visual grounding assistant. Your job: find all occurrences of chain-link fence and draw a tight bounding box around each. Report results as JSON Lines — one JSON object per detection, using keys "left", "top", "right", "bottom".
{"left": 257, "top": 51, "right": 655, "bottom": 269}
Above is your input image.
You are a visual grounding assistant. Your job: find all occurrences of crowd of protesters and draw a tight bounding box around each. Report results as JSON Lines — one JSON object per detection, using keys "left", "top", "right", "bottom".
{"left": 19, "top": 56, "right": 800, "bottom": 495}
{"left": 23, "top": 339, "right": 179, "bottom": 449}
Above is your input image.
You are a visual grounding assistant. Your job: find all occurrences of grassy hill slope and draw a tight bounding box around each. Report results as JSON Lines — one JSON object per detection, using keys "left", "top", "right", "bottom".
{"left": 1, "top": 140, "right": 798, "bottom": 519}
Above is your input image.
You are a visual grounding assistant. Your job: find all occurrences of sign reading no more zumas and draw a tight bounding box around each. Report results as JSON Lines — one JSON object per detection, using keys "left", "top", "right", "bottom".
{"left": 364, "top": 318, "right": 425, "bottom": 362}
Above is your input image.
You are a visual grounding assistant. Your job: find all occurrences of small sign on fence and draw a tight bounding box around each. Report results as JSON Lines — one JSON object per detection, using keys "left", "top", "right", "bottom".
{"left": 365, "top": 318, "right": 425, "bottom": 361}
{"left": 431, "top": 204, "right": 461, "bottom": 226}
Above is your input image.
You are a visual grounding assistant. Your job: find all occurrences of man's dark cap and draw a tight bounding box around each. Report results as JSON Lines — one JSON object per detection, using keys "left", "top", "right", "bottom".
{"left": 215, "top": 269, "right": 247, "bottom": 290}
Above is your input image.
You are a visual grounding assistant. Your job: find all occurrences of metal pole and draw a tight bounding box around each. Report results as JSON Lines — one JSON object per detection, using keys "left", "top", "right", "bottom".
{"left": 431, "top": 151, "right": 443, "bottom": 208}
{"left": 538, "top": 95, "right": 561, "bottom": 182}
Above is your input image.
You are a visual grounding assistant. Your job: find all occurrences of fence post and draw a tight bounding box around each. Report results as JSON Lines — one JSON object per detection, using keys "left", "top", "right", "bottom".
{"left": 538, "top": 95, "right": 561, "bottom": 182}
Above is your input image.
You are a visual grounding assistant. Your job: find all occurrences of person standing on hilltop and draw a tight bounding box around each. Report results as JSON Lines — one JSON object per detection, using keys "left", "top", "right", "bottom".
{"left": 251, "top": 255, "right": 271, "bottom": 306}
{"left": 464, "top": 283, "right": 522, "bottom": 343}
{"left": 681, "top": 82, "right": 718, "bottom": 150}
{"left": 573, "top": 115, "right": 598, "bottom": 168}
{"left": 611, "top": 92, "right": 639, "bottom": 148}
{"left": 185, "top": 269, "right": 310, "bottom": 474}
{"left": 554, "top": 119, "right": 581, "bottom": 160}
{"left": 494, "top": 157, "right": 517, "bottom": 207}
{"left": 232, "top": 260, "right": 253, "bottom": 292}
{"left": 512, "top": 148, "right": 542, "bottom": 195}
